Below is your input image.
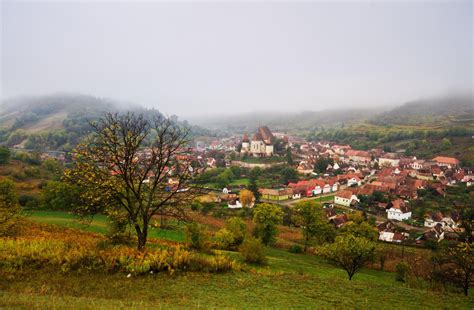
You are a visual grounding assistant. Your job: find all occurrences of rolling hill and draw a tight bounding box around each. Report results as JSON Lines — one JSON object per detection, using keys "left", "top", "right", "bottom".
{"left": 0, "top": 93, "right": 216, "bottom": 151}
{"left": 368, "top": 94, "right": 474, "bottom": 128}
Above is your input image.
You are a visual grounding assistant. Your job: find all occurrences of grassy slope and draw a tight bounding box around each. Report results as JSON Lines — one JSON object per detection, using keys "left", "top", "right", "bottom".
{"left": 1, "top": 246, "right": 472, "bottom": 309}
{"left": 29, "top": 211, "right": 185, "bottom": 242}
{"left": 2, "top": 211, "right": 469, "bottom": 308}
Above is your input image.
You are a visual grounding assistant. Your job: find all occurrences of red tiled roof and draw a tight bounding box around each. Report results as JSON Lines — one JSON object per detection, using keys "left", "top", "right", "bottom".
{"left": 432, "top": 156, "right": 459, "bottom": 165}
{"left": 336, "top": 190, "right": 354, "bottom": 199}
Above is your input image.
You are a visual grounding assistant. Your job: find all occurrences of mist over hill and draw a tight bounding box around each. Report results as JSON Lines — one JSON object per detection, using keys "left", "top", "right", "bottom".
{"left": 368, "top": 94, "right": 474, "bottom": 127}
{"left": 189, "top": 94, "right": 473, "bottom": 135}
{"left": 0, "top": 94, "right": 214, "bottom": 151}
{"left": 189, "top": 108, "right": 385, "bottom": 135}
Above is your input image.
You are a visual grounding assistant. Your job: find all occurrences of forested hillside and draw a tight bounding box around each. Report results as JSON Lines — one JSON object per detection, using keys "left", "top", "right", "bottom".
{"left": 0, "top": 94, "right": 216, "bottom": 151}
{"left": 368, "top": 94, "right": 473, "bottom": 127}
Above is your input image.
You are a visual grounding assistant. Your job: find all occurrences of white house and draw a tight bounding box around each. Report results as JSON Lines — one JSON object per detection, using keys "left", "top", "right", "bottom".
{"left": 334, "top": 190, "right": 359, "bottom": 207}
{"left": 228, "top": 200, "right": 242, "bottom": 209}
{"left": 347, "top": 176, "right": 362, "bottom": 187}
{"left": 386, "top": 199, "right": 412, "bottom": 221}
{"left": 424, "top": 212, "right": 458, "bottom": 229}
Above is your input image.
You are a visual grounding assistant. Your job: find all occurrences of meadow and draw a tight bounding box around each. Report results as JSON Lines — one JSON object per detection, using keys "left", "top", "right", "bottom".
{"left": 0, "top": 211, "right": 472, "bottom": 309}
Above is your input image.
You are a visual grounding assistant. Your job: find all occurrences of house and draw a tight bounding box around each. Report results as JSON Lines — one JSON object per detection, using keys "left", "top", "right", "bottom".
{"left": 378, "top": 153, "right": 400, "bottom": 167}
{"left": 334, "top": 190, "right": 359, "bottom": 207}
{"left": 345, "top": 150, "right": 371, "bottom": 164}
{"left": 377, "top": 220, "right": 408, "bottom": 243}
{"left": 386, "top": 199, "right": 411, "bottom": 221}
{"left": 330, "top": 213, "right": 349, "bottom": 228}
{"left": 227, "top": 199, "right": 243, "bottom": 209}
{"left": 291, "top": 187, "right": 305, "bottom": 199}
{"left": 347, "top": 175, "right": 362, "bottom": 187}
{"left": 424, "top": 212, "right": 459, "bottom": 229}
{"left": 260, "top": 188, "right": 293, "bottom": 201}
{"left": 241, "top": 126, "right": 283, "bottom": 157}
{"left": 432, "top": 156, "right": 460, "bottom": 168}
{"left": 418, "top": 223, "right": 445, "bottom": 243}
{"left": 297, "top": 161, "right": 314, "bottom": 174}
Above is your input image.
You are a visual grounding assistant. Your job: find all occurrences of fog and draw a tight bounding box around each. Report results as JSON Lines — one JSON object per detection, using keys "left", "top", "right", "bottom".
{"left": 1, "top": 1, "right": 472, "bottom": 118}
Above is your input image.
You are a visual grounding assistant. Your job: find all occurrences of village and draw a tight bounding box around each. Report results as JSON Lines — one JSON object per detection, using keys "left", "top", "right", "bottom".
{"left": 172, "top": 125, "right": 473, "bottom": 248}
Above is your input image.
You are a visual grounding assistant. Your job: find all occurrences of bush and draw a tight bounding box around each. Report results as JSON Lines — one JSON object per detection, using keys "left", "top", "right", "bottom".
{"left": 0, "top": 237, "right": 236, "bottom": 275}
{"left": 289, "top": 244, "right": 303, "bottom": 253}
{"left": 239, "top": 237, "right": 267, "bottom": 265}
{"left": 18, "top": 195, "right": 39, "bottom": 208}
{"left": 185, "top": 222, "right": 210, "bottom": 251}
{"left": 226, "top": 217, "right": 247, "bottom": 246}
{"left": 395, "top": 261, "right": 409, "bottom": 282}
{"left": 215, "top": 228, "right": 235, "bottom": 250}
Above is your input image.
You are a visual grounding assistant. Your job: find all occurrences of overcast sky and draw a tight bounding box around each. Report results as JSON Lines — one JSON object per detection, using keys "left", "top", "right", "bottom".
{"left": 1, "top": 1, "right": 472, "bottom": 117}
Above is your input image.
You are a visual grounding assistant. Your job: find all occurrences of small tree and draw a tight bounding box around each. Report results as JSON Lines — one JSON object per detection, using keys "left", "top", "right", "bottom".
{"left": 226, "top": 217, "right": 247, "bottom": 246}
{"left": 395, "top": 261, "right": 409, "bottom": 282}
{"left": 433, "top": 242, "right": 473, "bottom": 296}
{"left": 0, "top": 147, "right": 11, "bottom": 165}
{"left": 239, "top": 189, "right": 255, "bottom": 208}
{"left": 321, "top": 235, "right": 376, "bottom": 280}
{"left": 64, "top": 112, "right": 199, "bottom": 251}
{"left": 286, "top": 148, "right": 293, "bottom": 166}
{"left": 0, "top": 179, "right": 21, "bottom": 235}
{"left": 292, "top": 201, "right": 335, "bottom": 251}
{"left": 239, "top": 236, "right": 267, "bottom": 264}
{"left": 340, "top": 212, "right": 379, "bottom": 241}
{"left": 248, "top": 177, "right": 260, "bottom": 202}
{"left": 253, "top": 203, "right": 283, "bottom": 245}
{"left": 185, "top": 222, "right": 210, "bottom": 251}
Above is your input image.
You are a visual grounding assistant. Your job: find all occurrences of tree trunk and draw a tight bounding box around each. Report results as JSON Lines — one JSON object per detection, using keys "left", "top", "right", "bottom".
{"left": 134, "top": 223, "right": 148, "bottom": 252}
{"left": 137, "top": 230, "right": 147, "bottom": 251}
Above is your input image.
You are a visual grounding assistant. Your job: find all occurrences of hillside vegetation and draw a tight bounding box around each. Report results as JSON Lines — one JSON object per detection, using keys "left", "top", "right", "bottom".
{"left": 368, "top": 94, "right": 474, "bottom": 127}
{"left": 1, "top": 220, "right": 472, "bottom": 309}
{"left": 0, "top": 94, "right": 217, "bottom": 151}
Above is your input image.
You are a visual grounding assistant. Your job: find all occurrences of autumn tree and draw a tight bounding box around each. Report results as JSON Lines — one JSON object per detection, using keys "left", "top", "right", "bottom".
{"left": 64, "top": 112, "right": 198, "bottom": 250}
{"left": 433, "top": 242, "right": 473, "bottom": 296}
{"left": 0, "top": 147, "right": 10, "bottom": 165}
{"left": 321, "top": 234, "right": 376, "bottom": 280}
{"left": 252, "top": 203, "right": 284, "bottom": 245}
{"left": 239, "top": 189, "right": 255, "bottom": 208}
{"left": 0, "top": 179, "right": 21, "bottom": 235}
{"left": 340, "top": 212, "right": 379, "bottom": 241}
{"left": 292, "top": 201, "right": 335, "bottom": 251}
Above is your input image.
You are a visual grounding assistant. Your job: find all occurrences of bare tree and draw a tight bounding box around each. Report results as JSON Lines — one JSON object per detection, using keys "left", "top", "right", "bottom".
{"left": 65, "top": 112, "right": 200, "bottom": 250}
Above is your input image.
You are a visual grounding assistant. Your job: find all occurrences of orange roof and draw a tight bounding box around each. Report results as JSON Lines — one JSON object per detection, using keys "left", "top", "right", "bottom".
{"left": 432, "top": 156, "right": 459, "bottom": 165}
{"left": 336, "top": 190, "right": 354, "bottom": 199}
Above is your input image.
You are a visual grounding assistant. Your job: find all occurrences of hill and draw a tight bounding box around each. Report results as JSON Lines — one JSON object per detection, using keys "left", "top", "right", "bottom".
{"left": 0, "top": 94, "right": 216, "bottom": 151}
{"left": 368, "top": 94, "right": 474, "bottom": 127}
{"left": 189, "top": 108, "right": 384, "bottom": 135}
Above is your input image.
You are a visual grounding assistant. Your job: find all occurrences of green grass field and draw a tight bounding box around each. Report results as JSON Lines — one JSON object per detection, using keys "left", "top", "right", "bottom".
{"left": 29, "top": 211, "right": 185, "bottom": 242}
{"left": 4, "top": 210, "right": 471, "bottom": 308}
{"left": 1, "top": 246, "right": 472, "bottom": 309}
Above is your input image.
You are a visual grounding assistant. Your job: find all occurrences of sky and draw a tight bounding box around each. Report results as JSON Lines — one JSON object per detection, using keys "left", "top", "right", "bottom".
{"left": 1, "top": 1, "right": 472, "bottom": 118}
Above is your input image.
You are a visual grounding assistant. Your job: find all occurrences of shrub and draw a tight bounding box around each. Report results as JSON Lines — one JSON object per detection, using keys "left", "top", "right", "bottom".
{"left": 395, "top": 261, "right": 409, "bottom": 282}
{"left": 0, "top": 179, "right": 22, "bottom": 236}
{"left": 289, "top": 244, "right": 303, "bottom": 253}
{"left": 239, "top": 237, "right": 267, "bottom": 265}
{"left": 226, "top": 217, "right": 247, "bottom": 246}
{"left": 0, "top": 237, "right": 236, "bottom": 275}
{"left": 185, "top": 222, "right": 210, "bottom": 251}
{"left": 215, "top": 228, "right": 235, "bottom": 250}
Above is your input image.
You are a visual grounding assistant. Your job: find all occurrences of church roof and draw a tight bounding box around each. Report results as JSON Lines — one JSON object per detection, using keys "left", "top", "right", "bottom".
{"left": 252, "top": 126, "right": 274, "bottom": 144}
